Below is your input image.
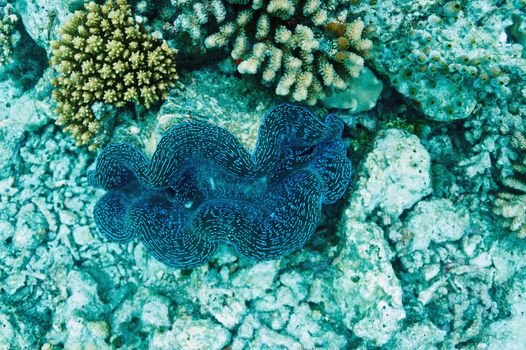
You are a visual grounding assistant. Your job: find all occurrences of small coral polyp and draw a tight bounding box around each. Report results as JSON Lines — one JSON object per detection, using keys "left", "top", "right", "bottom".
{"left": 51, "top": 0, "right": 178, "bottom": 150}
{"left": 88, "top": 104, "right": 352, "bottom": 268}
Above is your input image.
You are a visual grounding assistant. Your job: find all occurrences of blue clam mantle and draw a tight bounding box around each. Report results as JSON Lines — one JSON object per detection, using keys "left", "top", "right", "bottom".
{"left": 88, "top": 104, "right": 352, "bottom": 268}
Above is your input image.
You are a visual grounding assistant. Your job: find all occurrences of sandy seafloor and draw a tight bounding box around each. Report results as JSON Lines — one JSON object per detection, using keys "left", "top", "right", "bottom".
{"left": 1, "top": 0, "right": 526, "bottom": 349}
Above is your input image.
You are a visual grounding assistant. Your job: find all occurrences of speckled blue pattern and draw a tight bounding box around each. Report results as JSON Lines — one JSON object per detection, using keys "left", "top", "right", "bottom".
{"left": 88, "top": 104, "right": 352, "bottom": 268}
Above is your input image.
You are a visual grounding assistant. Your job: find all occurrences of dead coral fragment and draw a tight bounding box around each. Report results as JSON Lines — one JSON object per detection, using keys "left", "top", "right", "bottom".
{"left": 494, "top": 132, "right": 526, "bottom": 238}
{"left": 51, "top": 0, "right": 178, "bottom": 150}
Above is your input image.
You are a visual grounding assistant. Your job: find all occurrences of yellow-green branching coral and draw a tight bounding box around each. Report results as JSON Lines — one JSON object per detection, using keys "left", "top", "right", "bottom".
{"left": 51, "top": 0, "right": 178, "bottom": 150}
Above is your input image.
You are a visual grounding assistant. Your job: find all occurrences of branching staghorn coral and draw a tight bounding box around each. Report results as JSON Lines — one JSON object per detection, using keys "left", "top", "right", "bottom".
{"left": 51, "top": 0, "right": 179, "bottom": 150}
{"left": 494, "top": 132, "right": 526, "bottom": 238}
{"left": 172, "top": 0, "right": 372, "bottom": 105}
{"left": 0, "top": 3, "right": 17, "bottom": 66}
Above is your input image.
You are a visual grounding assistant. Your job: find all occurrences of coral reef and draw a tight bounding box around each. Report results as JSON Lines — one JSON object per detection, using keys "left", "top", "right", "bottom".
{"left": 50, "top": 0, "right": 178, "bottom": 149}
{"left": 2, "top": 0, "right": 526, "bottom": 348}
{"left": 172, "top": 0, "right": 372, "bottom": 105}
{"left": 89, "top": 104, "right": 351, "bottom": 268}
{"left": 0, "top": 2, "right": 17, "bottom": 66}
